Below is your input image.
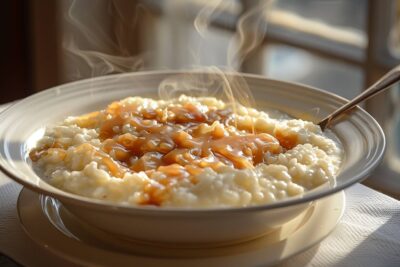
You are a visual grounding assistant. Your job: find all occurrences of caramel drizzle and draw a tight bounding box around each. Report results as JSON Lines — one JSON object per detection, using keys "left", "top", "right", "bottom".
{"left": 31, "top": 100, "right": 288, "bottom": 206}
{"left": 97, "top": 102, "right": 281, "bottom": 173}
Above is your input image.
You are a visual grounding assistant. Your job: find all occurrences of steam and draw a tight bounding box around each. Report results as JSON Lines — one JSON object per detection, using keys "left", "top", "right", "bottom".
{"left": 193, "top": 0, "right": 273, "bottom": 69}
{"left": 193, "top": 0, "right": 234, "bottom": 38}
{"left": 65, "top": 39, "right": 144, "bottom": 77}
{"left": 227, "top": 0, "right": 273, "bottom": 68}
{"left": 158, "top": 67, "right": 255, "bottom": 112}
{"left": 63, "top": 0, "right": 274, "bottom": 115}
{"left": 160, "top": 0, "right": 273, "bottom": 112}
{"left": 63, "top": 0, "right": 146, "bottom": 80}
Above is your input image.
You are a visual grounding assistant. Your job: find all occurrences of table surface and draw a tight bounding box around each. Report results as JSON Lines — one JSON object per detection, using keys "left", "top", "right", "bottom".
{"left": 0, "top": 104, "right": 400, "bottom": 267}
{"left": 1, "top": 174, "right": 400, "bottom": 267}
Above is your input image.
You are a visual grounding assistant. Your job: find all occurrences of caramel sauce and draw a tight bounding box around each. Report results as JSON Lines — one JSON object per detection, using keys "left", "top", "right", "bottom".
{"left": 30, "top": 99, "right": 293, "bottom": 206}
{"left": 94, "top": 102, "right": 282, "bottom": 175}
{"left": 29, "top": 147, "right": 67, "bottom": 162}
{"left": 29, "top": 141, "right": 68, "bottom": 162}
{"left": 274, "top": 130, "right": 298, "bottom": 150}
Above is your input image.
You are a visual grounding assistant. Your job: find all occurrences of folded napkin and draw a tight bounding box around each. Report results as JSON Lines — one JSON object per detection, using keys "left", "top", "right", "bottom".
{"left": 280, "top": 184, "right": 400, "bottom": 267}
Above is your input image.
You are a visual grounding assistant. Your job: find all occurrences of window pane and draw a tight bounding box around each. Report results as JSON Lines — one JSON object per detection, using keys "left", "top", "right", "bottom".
{"left": 273, "top": 0, "right": 367, "bottom": 32}
{"left": 262, "top": 45, "right": 363, "bottom": 99}
{"left": 266, "top": 0, "right": 368, "bottom": 61}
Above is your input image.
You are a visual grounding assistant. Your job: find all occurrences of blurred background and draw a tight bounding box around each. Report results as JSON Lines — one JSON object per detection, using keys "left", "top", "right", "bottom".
{"left": 2, "top": 0, "right": 400, "bottom": 197}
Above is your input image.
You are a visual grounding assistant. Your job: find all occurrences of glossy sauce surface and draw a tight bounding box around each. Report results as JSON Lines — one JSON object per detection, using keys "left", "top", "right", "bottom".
{"left": 31, "top": 100, "right": 286, "bottom": 205}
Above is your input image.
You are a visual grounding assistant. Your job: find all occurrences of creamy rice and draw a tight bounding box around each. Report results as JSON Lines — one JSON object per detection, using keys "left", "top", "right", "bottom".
{"left": 30, "top": 95, "right": 342, "bottom": 208}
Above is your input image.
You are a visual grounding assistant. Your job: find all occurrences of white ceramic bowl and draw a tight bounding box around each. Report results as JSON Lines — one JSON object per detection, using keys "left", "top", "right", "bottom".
{"left": 0, "top": 71, "right": 385, "bottom": 246}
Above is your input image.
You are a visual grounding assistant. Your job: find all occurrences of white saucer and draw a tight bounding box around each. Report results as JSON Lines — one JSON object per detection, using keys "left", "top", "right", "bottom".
{"left": 17, "top": 188, "right": 345, "bottom": 267}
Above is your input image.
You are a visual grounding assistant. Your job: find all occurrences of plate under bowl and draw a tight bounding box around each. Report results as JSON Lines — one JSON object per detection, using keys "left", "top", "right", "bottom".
{"left": 17, "top": 188, "right": 345, "bottom": 267}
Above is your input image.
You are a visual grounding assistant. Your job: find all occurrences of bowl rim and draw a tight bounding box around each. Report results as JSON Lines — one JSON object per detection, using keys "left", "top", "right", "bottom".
{"left": 0, "top": 70, "right": 386, "bottom": 214}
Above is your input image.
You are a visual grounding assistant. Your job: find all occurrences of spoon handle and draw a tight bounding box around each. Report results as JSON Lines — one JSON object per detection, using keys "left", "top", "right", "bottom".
{"left": 318, "top": 65, "right": 400, "bottom": 130}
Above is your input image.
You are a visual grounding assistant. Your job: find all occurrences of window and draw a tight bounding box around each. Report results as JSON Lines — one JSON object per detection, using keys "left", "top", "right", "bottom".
{"left": 55, "top": 0, "right": 400, "bottom": 196}
{"left": 263, "top": 44, "right": 363, "bottom": 99}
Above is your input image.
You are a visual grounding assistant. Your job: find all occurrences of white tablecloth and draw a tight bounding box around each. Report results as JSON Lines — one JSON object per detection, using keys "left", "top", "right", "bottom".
{"left": 1, "top": 174, "right": 399, "bottom": 267}
{"left": 0, "top": 104, "right": 399, "bottom": 267}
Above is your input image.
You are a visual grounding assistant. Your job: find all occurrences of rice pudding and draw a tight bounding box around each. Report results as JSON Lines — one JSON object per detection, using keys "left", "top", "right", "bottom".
{"left": 30, "top": 95, "right": 342, "bottom": 208}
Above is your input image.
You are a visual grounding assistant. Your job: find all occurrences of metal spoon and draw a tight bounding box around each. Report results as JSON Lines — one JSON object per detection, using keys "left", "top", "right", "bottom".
{"left": 318, "top": 65, "right": 400, "bottom": 130}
